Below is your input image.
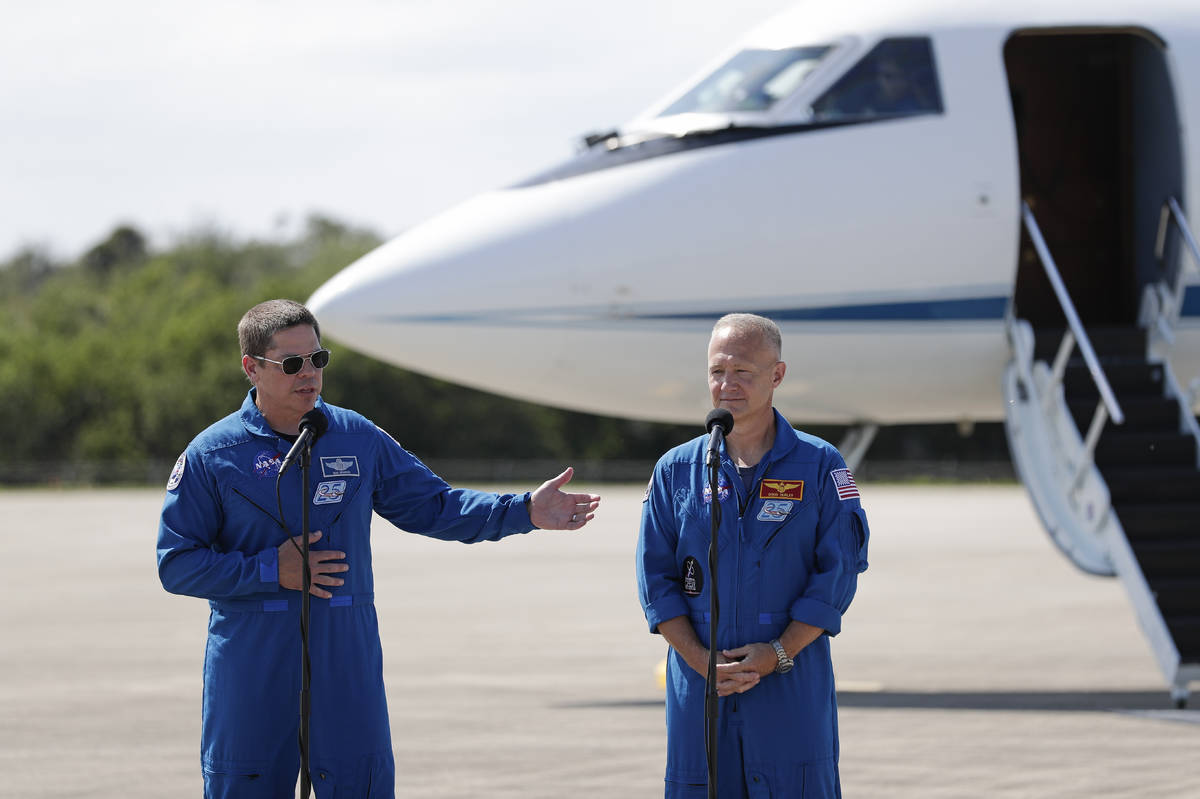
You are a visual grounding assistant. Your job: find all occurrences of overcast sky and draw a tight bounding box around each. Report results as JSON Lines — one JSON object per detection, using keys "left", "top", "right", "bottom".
{"left": 1, "top": 0, "right": 797, "bottom": 260}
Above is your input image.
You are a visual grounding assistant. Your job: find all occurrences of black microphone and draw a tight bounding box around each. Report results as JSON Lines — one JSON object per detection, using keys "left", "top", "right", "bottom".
{"left": 278, "top": 408, "right": 329, "bottom": 476}
{"left": 705, "top": 408, "right": 734, "bottom": 465}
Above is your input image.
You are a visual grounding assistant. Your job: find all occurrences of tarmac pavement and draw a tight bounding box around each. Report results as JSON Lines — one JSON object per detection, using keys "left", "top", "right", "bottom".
{"left": 1, "top": 483, "right": 1197, "bottom": 798}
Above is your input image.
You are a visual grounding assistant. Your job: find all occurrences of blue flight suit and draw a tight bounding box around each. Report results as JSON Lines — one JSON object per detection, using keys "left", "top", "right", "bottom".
{"left": 636, "top": 409, "right": 869, "bottom": 798}
{"left": 157, "top": 391, "right": 535, "bottom": 798}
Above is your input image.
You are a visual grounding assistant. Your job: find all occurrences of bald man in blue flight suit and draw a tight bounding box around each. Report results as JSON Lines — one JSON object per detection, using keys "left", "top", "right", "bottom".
{"left": 158, "top": 299, "right": 600, "bottom": 798}
{"left": 637, "top": 313, "right": 869, "bottom": 798}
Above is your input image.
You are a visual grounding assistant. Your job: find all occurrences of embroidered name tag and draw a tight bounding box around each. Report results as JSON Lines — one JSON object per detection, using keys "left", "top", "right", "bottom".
{"left": 760, "top": 479, "right": 804, "bottom": 501}
{"left": 321, "top": 456, "right": 359, "bottom": 478}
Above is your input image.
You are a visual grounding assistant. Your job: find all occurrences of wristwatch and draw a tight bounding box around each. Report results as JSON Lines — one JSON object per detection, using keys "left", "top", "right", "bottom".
{"left": 770, "top": 639, "right": 794, "bottom": 674}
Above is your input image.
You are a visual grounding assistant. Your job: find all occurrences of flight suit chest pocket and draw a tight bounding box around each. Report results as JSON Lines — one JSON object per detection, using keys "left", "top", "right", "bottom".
{"left": 755, "top": 477, "right": 815, "bottom": 552}
{"left": 310, "top": 477, "right": 367, "bottom": 548}
{"left": 677, "top": 484, "right": 733, "bottom": 554}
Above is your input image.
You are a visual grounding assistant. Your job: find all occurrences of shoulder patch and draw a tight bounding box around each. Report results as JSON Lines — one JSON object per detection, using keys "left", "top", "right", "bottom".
{"left": 166, "top": 453, "right": 186, "bottom": 491}
{"left": 830, "top": 468, "right": 860, "bottom": 501}
{"left": 643, "top": 479, "right": 652, "bottom": 503}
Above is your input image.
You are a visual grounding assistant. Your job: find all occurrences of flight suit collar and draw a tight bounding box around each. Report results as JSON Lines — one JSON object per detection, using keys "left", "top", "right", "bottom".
{"left": 765, "top": 407, "right": 801, "bottom": 462}
{"left": 720, "top": 407, "right": 800, "bottom": 467}
{"left": 239, "top": 388, "right": 329, "bottom": 441}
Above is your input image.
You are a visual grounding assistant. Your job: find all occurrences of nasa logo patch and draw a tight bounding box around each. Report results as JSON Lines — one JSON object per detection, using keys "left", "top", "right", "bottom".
{"left": 682, "top": 555, "right": 704, "bottom": 597}
{"left": 313, "top": 480, "right": 346, "bottom": 505}
{"left": 166, "top": 453, "right": 186, "bottom": 491}
{"left": 702, "top": 473, "right": 731, "bottom": 504}
{"left": 757, "top": 499, "right": 793, "bottom": 522}
{"left": 254, "top": 450, "right": 282, "bottom": 478}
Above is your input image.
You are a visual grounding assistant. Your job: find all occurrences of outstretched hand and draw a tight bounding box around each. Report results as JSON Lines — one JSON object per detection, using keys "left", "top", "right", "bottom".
{"left": 529, "top": 467, "right": 601, "bottom": 530}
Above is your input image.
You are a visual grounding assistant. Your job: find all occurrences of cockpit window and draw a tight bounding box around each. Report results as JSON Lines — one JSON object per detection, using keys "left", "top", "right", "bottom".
{"left": 657, "top": 46, "right": 832, "bottom": 116}
{"left": 811, "top": 37, "right": 942, "bottom": 121}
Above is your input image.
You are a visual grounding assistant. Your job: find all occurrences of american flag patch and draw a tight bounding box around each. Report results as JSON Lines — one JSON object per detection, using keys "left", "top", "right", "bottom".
{"left": 830, "top": 468, "right": 859, "bottom": 501}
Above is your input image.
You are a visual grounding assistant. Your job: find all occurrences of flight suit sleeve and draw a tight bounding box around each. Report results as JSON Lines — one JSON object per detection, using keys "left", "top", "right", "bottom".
{"left": 636, "top": 460, "right": 689, "bottom": 634}
{"left": 787, "top": 450, "right": 870, "bottom": 635}
{"left": 371, "top": 426, "right": 535, "bottom": 542}
{"left": 156, "top": 448, "right": 282, "bottom": 599}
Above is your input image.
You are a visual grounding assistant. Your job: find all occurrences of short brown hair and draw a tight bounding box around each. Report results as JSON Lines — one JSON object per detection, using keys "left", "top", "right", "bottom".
{"left": 237, "top": 299, "right": 321, "bottom": 357}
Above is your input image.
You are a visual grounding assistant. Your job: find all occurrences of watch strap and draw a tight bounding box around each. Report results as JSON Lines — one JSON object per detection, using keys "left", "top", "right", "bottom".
{"left": 770, "top": 638, "right": 794, "bottom": 673}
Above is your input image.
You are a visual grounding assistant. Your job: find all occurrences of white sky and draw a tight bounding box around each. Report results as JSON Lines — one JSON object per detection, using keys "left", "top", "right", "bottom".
{"left": 1, "top": 0, "right": 796, "bottom": 260}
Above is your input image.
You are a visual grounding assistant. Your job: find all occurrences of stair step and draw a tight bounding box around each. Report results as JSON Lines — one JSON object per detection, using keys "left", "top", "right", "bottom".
{"left": 1116, "top": 502, "right": 1200, "bottom": 539}
{"left": 1151, "top": 579, "right": 1200, "bottom": 616}
{"left": 1130, "top": 540, "right": 1200, "bottom": 579}
{"left": 1095, "top": 432, "right": 1196, "bottom": 467}
{"left": 1022, "top": 323, "right": 1200, "bottom": 668}
{"left": 1064, "top": 361, "right": 1165, "bottom": 398}
{"left": 1068, "top": 397, "right": 1181, "bottom": 433}
{"left": 1103, "top": 468, "right": 1200, "bottom": 503}
{"left": 1032, "top": 326, "right": 1147, "bottom": 361}
{"left": 1165, "top": 615, "right": 1200, "bottom": 662}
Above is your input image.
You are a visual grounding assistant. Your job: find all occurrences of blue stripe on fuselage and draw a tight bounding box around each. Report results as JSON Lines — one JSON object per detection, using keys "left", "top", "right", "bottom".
{"left": 377, "top": 290, "right": 1200, "bottom": 327}
{"left": 640, "top": 296, "right": 1009, "bottom": 322}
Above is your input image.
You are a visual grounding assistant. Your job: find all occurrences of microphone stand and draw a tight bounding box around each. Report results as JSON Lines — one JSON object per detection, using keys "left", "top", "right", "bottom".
{"left": 298, "top": 442, "right": 314, "bottom": 799}
{"left": 704, "top": 440, "right": 723, "bottom": 799}
{"left": 274, "top": 407, "right": 327, "bottom": 799}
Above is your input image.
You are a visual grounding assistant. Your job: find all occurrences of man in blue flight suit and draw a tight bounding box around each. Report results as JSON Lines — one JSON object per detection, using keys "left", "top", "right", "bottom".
{"left": 157, "top": 299, "right": 601, "bottom": 798}
{"left": 637, "top": 313, "right": 869, "bottom": 798}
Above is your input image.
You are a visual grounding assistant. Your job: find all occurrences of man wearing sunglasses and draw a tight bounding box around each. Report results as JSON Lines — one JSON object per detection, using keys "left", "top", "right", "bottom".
{"left": 157, "top": 298, "right": 601, "bottom": 798}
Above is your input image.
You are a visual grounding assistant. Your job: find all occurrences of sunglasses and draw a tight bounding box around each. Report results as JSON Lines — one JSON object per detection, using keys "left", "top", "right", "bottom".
{"left": 251, "top": 348, "right": 331, "bottom": 375}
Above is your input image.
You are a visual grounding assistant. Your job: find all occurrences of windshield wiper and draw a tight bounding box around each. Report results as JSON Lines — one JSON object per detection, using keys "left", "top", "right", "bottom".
{"left": 581, "top": 129, "right": 621, "bottom": 149}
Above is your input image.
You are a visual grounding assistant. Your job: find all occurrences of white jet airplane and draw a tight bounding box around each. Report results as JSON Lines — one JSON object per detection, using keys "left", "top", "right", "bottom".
{"left": 309, "top": 1, "right": 1200, "bottom": 703}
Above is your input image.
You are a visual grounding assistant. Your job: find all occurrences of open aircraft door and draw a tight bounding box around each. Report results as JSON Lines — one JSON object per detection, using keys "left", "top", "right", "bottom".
{"left": 1000, "top": 28, "right": 1200, "bottom": 705}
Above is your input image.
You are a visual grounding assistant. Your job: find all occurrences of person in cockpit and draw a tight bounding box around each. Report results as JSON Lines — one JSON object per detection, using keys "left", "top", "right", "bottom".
{"left": 813, "top": 37, "right": 941, "bottom": 120}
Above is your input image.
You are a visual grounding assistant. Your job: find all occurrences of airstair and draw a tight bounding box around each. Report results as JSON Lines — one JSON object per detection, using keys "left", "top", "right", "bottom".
{"left": 1004, "top": 200, "right": 1200, "bottom": 707}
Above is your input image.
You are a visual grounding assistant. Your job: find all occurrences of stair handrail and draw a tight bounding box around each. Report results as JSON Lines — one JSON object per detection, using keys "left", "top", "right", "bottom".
{"left": 1154, "top": 197, "right": 1200, "bottom": 330}
{"left": 1021, "top": 202, "right": 1126, "bottom": 427}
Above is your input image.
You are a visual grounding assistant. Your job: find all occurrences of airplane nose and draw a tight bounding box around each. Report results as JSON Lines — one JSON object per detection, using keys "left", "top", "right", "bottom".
{"left": 306, "top": 135, "right": 839, "bottom": 422}
{"left": 307, "top": 147, "right": 764, "bottom": 421}
{"left": 308, "top": 184, "right": 592, "bottom": 326}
